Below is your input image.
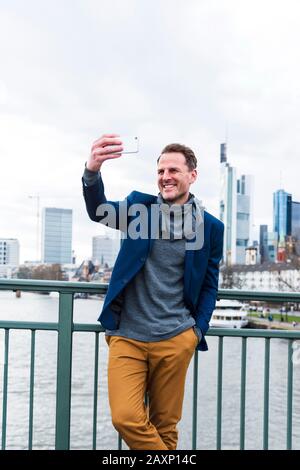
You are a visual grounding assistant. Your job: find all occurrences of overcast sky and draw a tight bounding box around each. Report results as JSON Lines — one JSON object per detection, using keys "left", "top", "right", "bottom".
{"left": 1, "top": 0, "right": 300, "bottom": 263}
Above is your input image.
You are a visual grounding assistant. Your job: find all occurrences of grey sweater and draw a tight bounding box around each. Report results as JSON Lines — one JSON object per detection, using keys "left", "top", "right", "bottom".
{"left": 106, "top": 237, "right": 197, "bottom": 341}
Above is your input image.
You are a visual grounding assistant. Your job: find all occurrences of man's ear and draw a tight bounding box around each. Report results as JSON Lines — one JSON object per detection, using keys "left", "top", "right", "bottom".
{"left": 190, "top": 169, "right": 197, "bottom": 183}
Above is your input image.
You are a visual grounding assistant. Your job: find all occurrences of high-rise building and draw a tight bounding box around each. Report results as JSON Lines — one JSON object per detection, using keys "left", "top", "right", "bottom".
{"left": 291, "top": 201, "right": 300, "bottom": 240}
{"left": 259, "top": 225, "right": 268, "bottom": 263}
{"left": 273, "top": 190, "right": 292, "bottom": 243}
{"left": 220, "top": 144, "right": 236, "bottom": 265}
{"left": 219, "top": 143, "right": 253, "bottom": 265}
{"left": 92, "top": 234, "right": 120, "bottom": 267}
{"left": 0, "top": 238, "right": 20, "bottom": 276}
{"left": 267, "top": 232, "right": 278, "bottom": 263}
{"left": 236, "top": 174, "right": 253, "bottom": 264}
{"left": 0, "top": 238, "right": 20, "bottom": 266}
{"left": 41, "top": 208, "right": 73, "bottom": 264}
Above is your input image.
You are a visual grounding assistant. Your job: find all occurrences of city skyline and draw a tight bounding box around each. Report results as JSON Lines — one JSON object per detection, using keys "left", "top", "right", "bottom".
{"left": 1, "top": 1, "right": 300, "bottom": 262}
{"left": 2, "top": 169, "right": 299, "bottom": 266}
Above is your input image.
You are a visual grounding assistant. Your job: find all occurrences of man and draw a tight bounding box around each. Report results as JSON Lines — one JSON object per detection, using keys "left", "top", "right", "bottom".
{"left": 82, "top": 133, "right": 224, "bottom": 450}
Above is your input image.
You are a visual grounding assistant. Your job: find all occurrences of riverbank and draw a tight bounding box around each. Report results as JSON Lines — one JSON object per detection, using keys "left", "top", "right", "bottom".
{"left": 248, "top": 316, "right": 300, "bottom": 330}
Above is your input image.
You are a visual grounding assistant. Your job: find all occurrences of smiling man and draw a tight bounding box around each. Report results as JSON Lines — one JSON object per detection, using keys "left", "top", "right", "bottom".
{"left": 82, "top": 134, "right": 224, "bottom": 450}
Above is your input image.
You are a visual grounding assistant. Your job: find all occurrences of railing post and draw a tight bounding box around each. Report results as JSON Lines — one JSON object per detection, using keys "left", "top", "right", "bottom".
{"left": 1, "top": 329, "right": 9, "bottom": 450}
{"left": 286, "top": 340, "right": 294, "bottom": 450}
{"left": 28, "top": 329, "right": 36, "bottom": 450}
{"left": 192, "top": 351, "right": 199, "bottom": 450}
{"left": 92, "top": 332, "right": 99, "bottom": 450}
{"left": 240, "top": 337, "right": 247, "bottom": 450}
{"left": 263, "top": 338, "right": 270, "bottom": 450}
{"left": 55, "top": 292, "right": 74, "bottom": 450}
{"left": 216, "top": 336, "right": 223, "bottom": 450}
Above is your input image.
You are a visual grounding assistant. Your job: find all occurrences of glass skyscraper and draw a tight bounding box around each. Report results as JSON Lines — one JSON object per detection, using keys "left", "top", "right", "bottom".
{"left": 273, "top": 190, "right": 292, "bottom": 242}
{"left": 41, "top": 208, "right": 73, "bottom": 264}
{"left": 292, "top": 201, "right": 300, "bottom": 240}
{"left": 267, "top": 232, "right": 278, "bottom": 263}
{"left": 220, "top": 154, "right": 236, "bottom": 265}
{"left": 92, "top": 234, "right": 120, "bottom": 268}
{"left": 236, "top": 174, "right": 253, "bottom": 263}
{"left": 259, "top": 225, "right": 268, "bottom": 263}
{"left": 220, "top": 143, "right": 253, "bottom": 265}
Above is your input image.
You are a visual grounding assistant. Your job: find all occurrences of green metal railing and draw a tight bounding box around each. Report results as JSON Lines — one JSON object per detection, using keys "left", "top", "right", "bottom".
{"left": 1, "top": 279, "right": 300, "bottom": 450}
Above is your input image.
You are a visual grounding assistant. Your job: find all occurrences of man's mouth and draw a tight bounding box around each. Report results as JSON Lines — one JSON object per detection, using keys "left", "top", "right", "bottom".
{"left": 163, "top": 184, "right": 176, "bottom": 190}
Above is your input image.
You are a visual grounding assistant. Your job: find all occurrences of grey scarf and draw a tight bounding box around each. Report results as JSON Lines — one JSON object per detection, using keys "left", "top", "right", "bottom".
{"left": 157, "top": 193, "right": 204, "bottom": 241}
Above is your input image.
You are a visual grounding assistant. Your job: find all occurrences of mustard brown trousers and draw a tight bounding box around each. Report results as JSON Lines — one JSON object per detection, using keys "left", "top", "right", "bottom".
{"left": 105, "top": 327, "right": 198, "bottom": 450}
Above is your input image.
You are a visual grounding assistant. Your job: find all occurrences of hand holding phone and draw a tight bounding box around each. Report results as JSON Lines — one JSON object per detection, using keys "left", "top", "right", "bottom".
{"left": 118, "top": 136, "right": 139, "bottom": 155}
{"left": 87, "top": 134, "right": 139, "bottom": 173}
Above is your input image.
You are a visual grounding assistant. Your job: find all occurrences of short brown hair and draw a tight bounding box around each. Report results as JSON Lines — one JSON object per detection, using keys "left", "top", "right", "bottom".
{"left": 157, "top": 143, "right": 197, "bottom": 171}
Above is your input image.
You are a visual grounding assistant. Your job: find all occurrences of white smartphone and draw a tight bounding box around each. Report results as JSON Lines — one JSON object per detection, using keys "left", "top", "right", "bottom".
{"left": 119, "top": 136, "right": 139, "bottom": 154}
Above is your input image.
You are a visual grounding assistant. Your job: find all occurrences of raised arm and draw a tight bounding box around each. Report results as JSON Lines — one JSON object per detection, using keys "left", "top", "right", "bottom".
{"left": 82, "top": 133, "right": 125, "bottom": 228}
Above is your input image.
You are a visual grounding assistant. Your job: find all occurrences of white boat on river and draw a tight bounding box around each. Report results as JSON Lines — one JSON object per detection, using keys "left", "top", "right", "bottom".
{"left": 210, "top": 299, "right": 248, "bottom": 328}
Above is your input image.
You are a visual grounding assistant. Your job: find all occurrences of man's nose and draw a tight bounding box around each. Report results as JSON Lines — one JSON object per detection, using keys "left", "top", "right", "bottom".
{"left": 162, "top": 171, "right": 170, "bottom": 179}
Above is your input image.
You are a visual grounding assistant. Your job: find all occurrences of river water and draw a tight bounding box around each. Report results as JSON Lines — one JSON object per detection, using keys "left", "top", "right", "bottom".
{"left": 0, "top": 291, "right": 299, "bottom": 450}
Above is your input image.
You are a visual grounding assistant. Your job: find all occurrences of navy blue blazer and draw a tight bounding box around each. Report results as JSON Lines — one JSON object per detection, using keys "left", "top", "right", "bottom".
{"left": 82, "top": 175, "right": 224, "bottom": 351}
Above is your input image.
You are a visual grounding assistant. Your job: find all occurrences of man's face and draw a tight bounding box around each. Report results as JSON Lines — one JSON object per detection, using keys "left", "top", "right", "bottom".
{"left": 157, "top": 152, "right": 197, "bottom": 205}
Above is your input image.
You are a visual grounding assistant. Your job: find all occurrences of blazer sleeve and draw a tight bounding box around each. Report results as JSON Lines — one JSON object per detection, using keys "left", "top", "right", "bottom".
{"left": 195, "top": 220, "right": 224, "bottom": 336}
{"left": 82, "top": 173, "right": 128, "bottom": 231}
